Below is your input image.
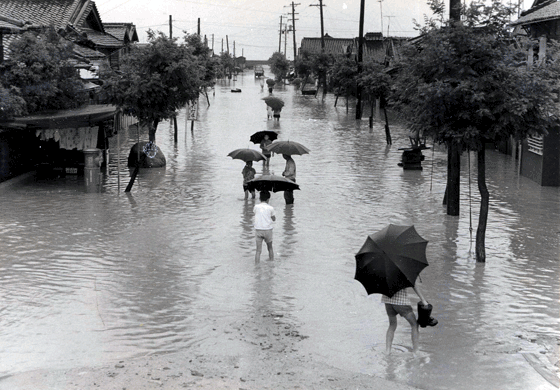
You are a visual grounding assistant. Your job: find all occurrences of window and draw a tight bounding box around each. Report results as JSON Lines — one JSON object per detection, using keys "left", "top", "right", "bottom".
{"left": 527, "top": 134, "right": 544, "bottom": 155}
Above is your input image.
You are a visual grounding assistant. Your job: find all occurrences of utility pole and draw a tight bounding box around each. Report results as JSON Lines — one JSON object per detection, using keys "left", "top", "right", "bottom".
{"left": 226, "top": 35, "right": 229, "bottom": 54}
{"left": 197, "top": 17, "right": 200, "bottom": 35}
{"left": 279, "top": 15, "right": 283, "bottom": 52}
{"left": 169, "top": 15, "right": 172, "bottom": 39}
{"left": 446, "top": 0, "right": 462, "bottom": 217}
{"left": 450, "top": 0, "right": 461, "bottom": 23}
{"left": 291, "top": 2, "right": 300, "bottom": 75}
{"left": 310, "top": 0, "right": 325, "bottom": 50}
{"left": 310, "top": 0, "right": 326, "bottom": 98}
{"left": 378, "top": 0, "right": 383, "bottom": 38}
{"left": 212, "top": 34, "right": 214, "bottom": 54}
{"left": 384, "top": 15, "right": 394, "bottom": 37}
{"left": 284, "top": 20, "right": 288, "bottom": 56}
{"left": 221, "top": 38, "right": 223, "bottom": 53}
{"left": 356, "top": 0, "right": 365, "bottom": 119}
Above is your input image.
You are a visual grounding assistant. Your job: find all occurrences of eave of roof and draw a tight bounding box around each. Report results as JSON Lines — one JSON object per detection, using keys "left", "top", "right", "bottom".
{"left": 510, "top": 1, "right": 560, "bottom": 26}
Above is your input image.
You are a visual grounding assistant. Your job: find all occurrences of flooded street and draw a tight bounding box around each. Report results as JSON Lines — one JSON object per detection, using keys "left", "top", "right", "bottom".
{"left": 1, "top": 69, "right": 559, "bottom": 390}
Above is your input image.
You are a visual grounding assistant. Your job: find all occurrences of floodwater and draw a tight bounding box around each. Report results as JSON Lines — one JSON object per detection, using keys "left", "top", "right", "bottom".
{"left": 1, "top": 69, "right": 559, "bottom": 390}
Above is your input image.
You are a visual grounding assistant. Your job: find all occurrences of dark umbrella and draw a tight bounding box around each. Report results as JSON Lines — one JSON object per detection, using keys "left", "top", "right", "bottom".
{"left": 266, "top": 78, "right": 276, "bottom": 86}
{"left": 246, "top": 174, "right": 300, "bottom": 193}
{"left": 227, "top": 148, "right": 267, "bottom": 162}
{"left": 266, "top": 140, "right": 310, "bottom": 156}
{"left": 354, "top": 224, "right": 429, "bottom": 297}
{"left": 262, "top": 96, "right": 284, "bottom": 111}
{"left": 250, "top": 130, "right": 279, "bottom": 144}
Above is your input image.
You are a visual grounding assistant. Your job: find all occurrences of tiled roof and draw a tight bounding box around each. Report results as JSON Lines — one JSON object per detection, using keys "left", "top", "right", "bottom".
{"left": 510, "top": 0, "right": 560, "bottom": 26}
{"left": 0, "top": 0, "right": 80, "bottom": 30}
{"left": 73, "top": 43, "right": 105, "bottom": 59}
{"left": 299, "top": 33, "right": 389, "bottom": 64}
{"left": 81, "top": 28, "right": 122, "bottom": 47}
{"left": 103, "top": 22, "right": 138, "bottom": 43}
{"left": 0, "top": 18, "right": 22, "bottom": 33}
{"left": 104, "top": 26, "right": 126, "bottom": 41}
{"left": 300, "top": 36, "right": 354, "bottom": 55}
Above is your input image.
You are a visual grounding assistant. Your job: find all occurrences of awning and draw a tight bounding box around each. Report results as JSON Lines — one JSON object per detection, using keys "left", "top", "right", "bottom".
{"left": 3, "top": 104, "right": 117, "bottom": 129}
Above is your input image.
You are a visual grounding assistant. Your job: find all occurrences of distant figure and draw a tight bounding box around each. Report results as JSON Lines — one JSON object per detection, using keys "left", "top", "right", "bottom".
{"left": 242, "top": 161, "right": 256, "bottom": 199}
{"left": 281, "top": 154, "right": 296, "bottom": 204}
{"left": 260, "top": 135, "right": 273, "bottom": 169}
{"left": 267, "top": 105, "right": 273, "bottom": 119}
{"left": 273, "top": 108, "right": 281, "bottom": 121}
{"left": 383, "top": 277, "right": 437, "bottom": 354}
{"left": 253, "top": 190, "right": 276, "bottom": 262}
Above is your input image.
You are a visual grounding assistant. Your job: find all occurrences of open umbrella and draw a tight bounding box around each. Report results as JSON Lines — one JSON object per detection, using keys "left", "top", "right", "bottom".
{"left": 246, "top": 174, "right": 300, "bottom": 193}
{"left": 266, "top": 140, "right": 310, "bottom": 156}
{"left": 266, "top": 78, "right": 276, "bottom": 87}
{"left": 262, "top": 96, "right": 284, "bottom": 111}
{"left": 227, "top": 148, "right": 267, "bottom": 162}
{"left": 250, "top": 130, "right": 279, "bottom": 144}
{"left": 354, "top": 224, "right": 429, "bottom": 297}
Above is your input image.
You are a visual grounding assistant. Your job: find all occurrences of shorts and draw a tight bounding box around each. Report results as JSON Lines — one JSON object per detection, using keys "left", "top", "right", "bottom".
{"left": 273, "top": 114, "right": 280, "bottom": 118}
{"left": 243, "top": 184, "right": 254, "bottom": 192}
{"left": 255, "top": 229, "right": 273, "bottom": 243}
{"left": 385, "top": 303, "right": 413, "bottom": 318}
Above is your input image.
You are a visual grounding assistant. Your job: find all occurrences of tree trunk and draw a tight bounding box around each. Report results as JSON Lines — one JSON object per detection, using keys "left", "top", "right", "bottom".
{"left": 334, "top": 94, "right": 338, "bottom": 107}
{"left": 383, "top": 107, "right": 392, "bottom": 145}
{"left": 476, "top": 148, "right": 489, "bottom": 262}
{"left": 148, "top": 119, "right": 160, "bottom": 143}
{"left": 322, "top": 73, "right": 327, "bottom": 101}
{"left": 124, "top": 153, "right": 146, "bottom": 193}
{"left": 446, "top": 140, "right": 461, "bottom": 216}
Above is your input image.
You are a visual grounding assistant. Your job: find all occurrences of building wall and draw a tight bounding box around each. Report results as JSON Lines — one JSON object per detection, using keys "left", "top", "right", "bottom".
{"left": 542, "top": 126, "right": 560, "bottom": 186}
{"left": 520, "top": 126, "right": 560, "bottom": 186}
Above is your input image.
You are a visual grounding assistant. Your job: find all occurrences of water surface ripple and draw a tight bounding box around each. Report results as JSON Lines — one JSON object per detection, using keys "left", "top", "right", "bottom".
{"left": 0, "top": 71, "right": 558, "bottom": 390}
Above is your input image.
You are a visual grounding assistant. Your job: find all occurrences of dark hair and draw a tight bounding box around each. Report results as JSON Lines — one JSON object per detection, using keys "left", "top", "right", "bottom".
{"left": 260, "top": 190, "right": 271, "bottom": 201}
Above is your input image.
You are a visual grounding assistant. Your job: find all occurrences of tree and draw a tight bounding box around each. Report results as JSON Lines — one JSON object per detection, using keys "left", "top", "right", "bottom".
{"left": 329, "top": 55, "right": 357, "bottom": 112}
{"left": 184, "top": 33, "right": 218, "bottom": 104}
{"left": 0, "top": 86, "right": 26, "bottom": 121}
{"left": 0, "top": 26, "right": 87, "bottom": 115}
{"left": 104, "top": 30, "right": 201, "bottom": 143}
{"left": 393, "top": 0, "right": 558, "bottom": 262}
{"left": 358, "top": 60, "right": 393, "bottom": 143}
{"left": 217, "top": 52, "right": 234, "bottom": 79}
{"left": 268, "top": 52, "right": 290, "bottom": 82}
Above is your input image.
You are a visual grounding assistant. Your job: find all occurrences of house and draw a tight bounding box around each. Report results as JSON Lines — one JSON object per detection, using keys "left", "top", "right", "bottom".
{"left": 298, "top": 32, "right": 404, "bottom": 65}
{"left": 0, "top": 0, "right": 138, "bottom": 183}
{"left": 510, "top": 0, "right": 560, "bottom": 186}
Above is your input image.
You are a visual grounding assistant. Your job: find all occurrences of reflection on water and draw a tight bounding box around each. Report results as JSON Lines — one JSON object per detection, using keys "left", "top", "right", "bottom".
{"left": 0, "top": 71, "right": 559, "bottom": 390}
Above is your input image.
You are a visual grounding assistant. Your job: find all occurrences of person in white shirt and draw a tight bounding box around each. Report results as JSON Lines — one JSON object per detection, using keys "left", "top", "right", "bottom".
{"left": 253, "top": 190, "right": 276, "bottom": 262}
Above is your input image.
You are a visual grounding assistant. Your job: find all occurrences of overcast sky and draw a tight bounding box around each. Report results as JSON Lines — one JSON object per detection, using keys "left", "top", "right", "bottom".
{"left": 95, "top": 0, "right": 530, "bottom": 60}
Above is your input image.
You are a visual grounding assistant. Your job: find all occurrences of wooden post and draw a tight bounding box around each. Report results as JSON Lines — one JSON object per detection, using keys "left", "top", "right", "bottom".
{"left": 173, "top": 116, "right": 178, "bottom": 143}
{"left": 538, "top": 36, "right": 547, "bottom": 66}
{"left": 116, "top": 113, "right": 120, "bottom": 192}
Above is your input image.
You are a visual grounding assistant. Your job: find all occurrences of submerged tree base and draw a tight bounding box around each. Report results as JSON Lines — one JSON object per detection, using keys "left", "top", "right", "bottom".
{"left": 127, "top": 142, "right": 166, "bottom": 168}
